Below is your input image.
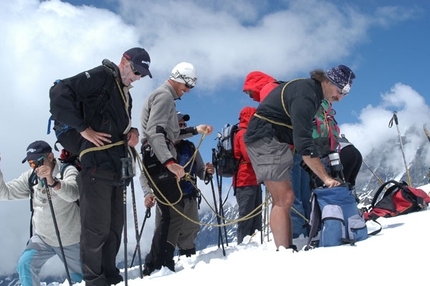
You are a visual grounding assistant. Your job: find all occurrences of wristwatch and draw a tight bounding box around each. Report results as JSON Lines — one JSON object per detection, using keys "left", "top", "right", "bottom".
{"left": 48, "top": 177, "right": 60, "bottom": 188}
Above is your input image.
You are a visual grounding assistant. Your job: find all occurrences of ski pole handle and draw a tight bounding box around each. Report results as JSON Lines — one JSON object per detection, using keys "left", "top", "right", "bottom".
{"left": 393, "top": 111, "right": 398, "bottom": 125}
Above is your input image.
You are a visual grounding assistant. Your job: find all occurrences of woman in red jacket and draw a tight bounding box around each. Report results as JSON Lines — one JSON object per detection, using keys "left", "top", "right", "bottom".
{"left": 233, "top": 106, "right": 262, "bottom": 244}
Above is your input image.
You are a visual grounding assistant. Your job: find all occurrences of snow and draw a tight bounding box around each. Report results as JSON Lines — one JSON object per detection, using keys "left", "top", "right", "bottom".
{"left": 63, "top": 184, "right": 430, "bottom": 286}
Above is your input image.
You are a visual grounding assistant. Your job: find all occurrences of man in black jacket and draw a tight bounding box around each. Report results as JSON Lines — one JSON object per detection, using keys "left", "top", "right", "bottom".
{"left": 49, "top": 47, "right": 152, "bottom": 285}
{"left": 244, "top": 65, "right": 355, "bottom": 251}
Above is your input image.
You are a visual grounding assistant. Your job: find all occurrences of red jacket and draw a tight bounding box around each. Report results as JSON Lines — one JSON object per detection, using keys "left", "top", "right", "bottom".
{"left": 233, "top": 106, "right": 258, "bottom": 187}
{"left": 242, "top": 71, "right": 276, "bottom": 102}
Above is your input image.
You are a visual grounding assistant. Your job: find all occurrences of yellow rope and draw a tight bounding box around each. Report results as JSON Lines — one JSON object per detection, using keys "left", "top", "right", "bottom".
{"left": 135, "top": 130, "right": 309, "bottom": 230}
{"left": 135, "top": 133, "right": 273, "bottom": 228}
{"left": 253, "top": 113, "right": 292, "bottom": 129}
{"left": 280, "top": 78, "right": 305, "bottom": 116}
{"left": 79, "top": 140, "right": 125, "bottom": 161}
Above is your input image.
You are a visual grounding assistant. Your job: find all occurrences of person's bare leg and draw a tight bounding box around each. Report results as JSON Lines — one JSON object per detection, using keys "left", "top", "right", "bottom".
{"left": 265, "top": 180, "right": 294, "bottom": 249}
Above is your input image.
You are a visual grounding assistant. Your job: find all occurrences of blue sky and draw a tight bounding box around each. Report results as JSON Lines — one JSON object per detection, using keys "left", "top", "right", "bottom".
{"left": 1, "top": 0, "right": 430, "bottom": 276}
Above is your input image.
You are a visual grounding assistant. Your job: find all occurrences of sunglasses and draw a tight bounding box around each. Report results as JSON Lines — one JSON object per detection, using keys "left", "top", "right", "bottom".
{"left": 337, "top": 70, "right": 353, "bottom": 95}
{"left": 179, "top": 74, "right": 196, "bottom": 89}
{"left": 179, "top": 123, "right": 187, "bottom": 128}
{"left": 336, "top": 83, "right": 350, "bottom": 96}
{"left": 129, "top": 61, "right": 143, "bottom": 77}
{"left": 28, "top": 156, "right": 45, "bottom": 169}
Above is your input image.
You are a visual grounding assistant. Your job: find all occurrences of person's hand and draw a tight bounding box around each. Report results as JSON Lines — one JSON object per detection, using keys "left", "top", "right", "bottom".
{"left": 127, "top": 128, "right": 139, "bottom": 147}
{"left": 35, "top": 165, "right": 51, "bottom": 179}
{"left": 80, "top": 127, "right": 112, "bottom": 147}
{"left": 323, "top": 177, "right": 341, "bottom": 188}
{"left": 196, "top": 124, "right": 213, "bottom": 135}
{"left": 205, "top": 162, "right": 214, "bottom": 175}
{"left": 166, "top": 163, "right": 185, "bottom": 181}
{"left": 35, "top": 165, "right": 57, "bottom": 186}
{"left": 144, "top": 194, "right": 156, "bottom": 208}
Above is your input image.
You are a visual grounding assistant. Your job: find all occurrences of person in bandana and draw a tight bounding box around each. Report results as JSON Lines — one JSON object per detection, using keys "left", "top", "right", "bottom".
{"left": 244, "top": 65, "right": 356, "bottom": 250}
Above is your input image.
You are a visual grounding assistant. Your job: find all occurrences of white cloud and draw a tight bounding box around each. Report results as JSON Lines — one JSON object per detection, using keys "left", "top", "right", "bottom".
{"left": 340, "top": 83, "right": 430, "bottom": 157}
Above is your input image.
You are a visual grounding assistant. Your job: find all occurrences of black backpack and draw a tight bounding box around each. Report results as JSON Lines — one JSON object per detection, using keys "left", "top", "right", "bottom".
{"left": 47, "top": 62, "right": 115, "bottom": 155}
{"left": 213, "top": 123, "right": 240, "bottom": 178}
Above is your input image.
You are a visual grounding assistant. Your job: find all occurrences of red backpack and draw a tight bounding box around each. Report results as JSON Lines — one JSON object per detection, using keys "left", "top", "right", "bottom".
{"left": 364, "top": 180, "right": 430, "bottom": 221}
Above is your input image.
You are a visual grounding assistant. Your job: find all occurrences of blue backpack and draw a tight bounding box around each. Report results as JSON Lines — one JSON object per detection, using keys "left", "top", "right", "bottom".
{"left": 176, "top": 140, "right": 197, "bottom": 196}
{"left": 306, "top": 184, "right": 368, "bottom": 248}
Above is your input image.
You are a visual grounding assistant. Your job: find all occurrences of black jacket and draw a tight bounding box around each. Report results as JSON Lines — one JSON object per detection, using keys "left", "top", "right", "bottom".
{"left": 244, "top": 78, "right": 324, "bottom": 158}
{"left": 49, "top": 59, "right": 133, "bottom": 174}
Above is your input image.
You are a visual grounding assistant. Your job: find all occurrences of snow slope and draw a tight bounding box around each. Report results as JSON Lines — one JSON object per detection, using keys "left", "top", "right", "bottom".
{"left": 80, "top": 184, "right": 430, "bottom": 286}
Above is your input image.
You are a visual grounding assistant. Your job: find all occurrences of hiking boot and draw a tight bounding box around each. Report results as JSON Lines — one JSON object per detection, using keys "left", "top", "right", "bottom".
{"left": 289, "top": 244, "right": 298, "bottom": 252}
{"left": 164, "top": 260, "right": 175, "bottom": 272}
{"left": 178, "top": 247, "right": 196, "bottom": 257}
{"left": 106, "top": 274, "right": 123, "bottom": 285}
{"left": 143, "top": 263, "right": 155, "bottom": 277}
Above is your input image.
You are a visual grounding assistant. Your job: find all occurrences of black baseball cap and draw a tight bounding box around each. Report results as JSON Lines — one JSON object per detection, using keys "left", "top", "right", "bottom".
{"left": 177, "top": 111, "right": 190, "bottom": 121}
{"left": 21, "top": 140, "right": 52, "bottom": 163}
{"left": 123, "top": 47, "right": 152, "bottom": 78}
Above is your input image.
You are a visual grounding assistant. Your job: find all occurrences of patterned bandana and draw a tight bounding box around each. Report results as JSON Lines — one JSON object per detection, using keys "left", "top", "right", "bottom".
{"left": 326, "top": 65, "right": 355, "bottom": 90}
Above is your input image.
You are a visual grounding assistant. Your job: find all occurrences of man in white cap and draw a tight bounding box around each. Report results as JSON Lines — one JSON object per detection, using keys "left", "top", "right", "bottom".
{"left": 142, "top": 111, "right": 214, "bottom": 259}
{"left": 49, "top": 47, "right": 152, "bottom": 285}
{"left": 140, "top": 62, "right": 213, "bottom": 275}
{"left": 244, "top": 65, "right": 355, "bottom": 251}
{"left": 0, "top": 140, "right": 81, "bottom": 286}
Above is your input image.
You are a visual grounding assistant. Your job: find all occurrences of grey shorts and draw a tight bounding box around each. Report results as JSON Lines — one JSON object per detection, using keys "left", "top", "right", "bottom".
{"left": 246, "top": 137, "right": 293, "bottom": 183}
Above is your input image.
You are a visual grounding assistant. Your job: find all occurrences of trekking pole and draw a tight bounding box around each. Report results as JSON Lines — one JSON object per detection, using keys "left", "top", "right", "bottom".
{"left": 209, "top": 174, "right": 225, "bottom": 256}
{"left": 258, "top": 185, "right": 263, "bottom": 244}
{"left": 126, "top": 147, "right": 143, "bottom": 276}
{"left": 217, "top": 175, "right": 229, "bottom": 247}
{"left": 211, "top": 148, "right": 226, "bottom": 255}
{"left": 129, "top": 177, "right": 143, "bottom": 278}
{"left": 263, "top": 189, "right": 271, "bottom": 242}
{"left": 121, "top": 157, "right": 133, "bottom": 286}
{"left": 388, "top": 111, "right": 412, "bottom": 186}
{"left": 28, "top": 171, "right": 37, "bottom": 238}
{"left": 130, "top": 208, "right": 151, "bottom": 267}
{"left": 43, "top": 179, "right": 73, "bottom": 286}
{"left": 362, "top": 159, "right": 385, "bottom": 186}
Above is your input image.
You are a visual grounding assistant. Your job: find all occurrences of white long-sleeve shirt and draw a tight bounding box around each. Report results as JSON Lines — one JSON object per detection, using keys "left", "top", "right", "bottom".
{"left": 0, "top": 159, "right": 80, "bottom": 246}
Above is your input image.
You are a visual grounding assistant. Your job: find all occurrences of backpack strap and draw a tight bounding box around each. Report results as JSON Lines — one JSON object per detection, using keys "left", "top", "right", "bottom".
{"left": 367, "top": 219, "right": 382, "bottom": 236}
{"left": 253, "top": 78, "right": 305, "bottom": 129}
{"left": 280, "top": 78, "right": 305, "bottom": 117}
{"left": 370, "top": 180, "right": 407, "bottom": 209}
{"left": 59, "top": 163, "right": 79, "bottom": 180}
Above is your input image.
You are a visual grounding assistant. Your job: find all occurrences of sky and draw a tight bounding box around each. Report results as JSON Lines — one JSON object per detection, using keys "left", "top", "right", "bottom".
{"left": 1, "top": 0, "right": 430, "bottom": 278}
